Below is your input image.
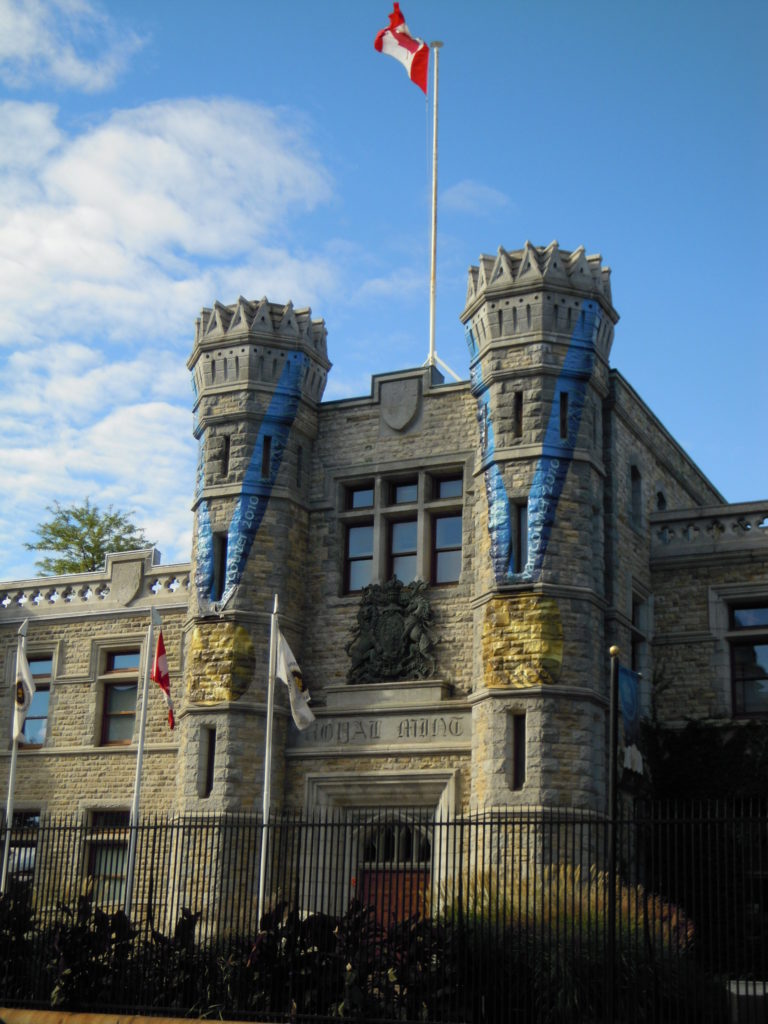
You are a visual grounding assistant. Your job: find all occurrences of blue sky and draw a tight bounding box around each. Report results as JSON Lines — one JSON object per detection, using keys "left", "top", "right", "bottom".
{"left": 0, "top": 0, "right": 765, "bottom": 581}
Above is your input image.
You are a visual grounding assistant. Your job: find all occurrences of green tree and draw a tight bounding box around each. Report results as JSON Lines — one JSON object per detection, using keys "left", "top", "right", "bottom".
{"left": 25, "top": 499, "right": 154, "bottom": 575}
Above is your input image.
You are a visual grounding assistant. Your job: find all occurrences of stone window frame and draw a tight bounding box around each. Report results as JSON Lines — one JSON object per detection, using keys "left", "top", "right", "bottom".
{"left": 22, "top": 653, "right": 54, "bottom": 748}
{"left": 339, "top": 466, "right": 466, "bottom": 595}
{"left": 5, "top": 808, "right": 41, "bottom": 884}
{"left": 91, "top": 639, "right": 146, "bottom": 747}
{"left": 709, "top": 582, "right": 768, "bottom": 718}
{"left": 85, "top": 808, "right": 131, "bottom": 907}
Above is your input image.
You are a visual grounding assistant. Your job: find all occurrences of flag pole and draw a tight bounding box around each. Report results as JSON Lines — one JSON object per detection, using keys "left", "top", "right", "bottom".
{"left": 257, "top": 593, "right": 279, "bottom": 927}
{"left": 425, "top": 41, "right": 460, "bottom": 383}
{"left": 1, "top": 621, "right": 28, "bottom": 895}
{"left": 124, "top": 607, "right": 161, "bottom": 916}
{"left": 606, "top": 644, "right": 620, "bottom": 1022}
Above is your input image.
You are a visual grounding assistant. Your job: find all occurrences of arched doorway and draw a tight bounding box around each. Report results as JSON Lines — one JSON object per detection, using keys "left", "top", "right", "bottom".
{"left": 357, "top": 818, "right": 431, "bottom": 926}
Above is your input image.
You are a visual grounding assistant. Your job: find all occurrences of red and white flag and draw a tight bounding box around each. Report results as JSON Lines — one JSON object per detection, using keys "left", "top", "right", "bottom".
{"left": 151, "top": 630, "right": 175, "bottom": 729}
{"left": 374, "top": 3, "right": 429, "bottom": 94}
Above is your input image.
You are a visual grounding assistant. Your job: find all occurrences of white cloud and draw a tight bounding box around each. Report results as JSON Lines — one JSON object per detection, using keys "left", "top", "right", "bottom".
{"left": 441, "top": 180, "right": 512, "bottom": 215}
{"left": 0, "top": 98, "right": 335, "bottom": 350}
{"left": 0, "top": 0, "right": 142, "bottom": 92}
{"left": 0, "top": 94, "right": 340, "bottom": 580}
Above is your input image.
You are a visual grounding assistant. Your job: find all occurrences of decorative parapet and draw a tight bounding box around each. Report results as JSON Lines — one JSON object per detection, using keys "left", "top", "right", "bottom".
{"left": 651, "top": 502, "right": 768, "bottom": 560}
{"left": 0, "top": 548, "right": 191, "bottom": 620}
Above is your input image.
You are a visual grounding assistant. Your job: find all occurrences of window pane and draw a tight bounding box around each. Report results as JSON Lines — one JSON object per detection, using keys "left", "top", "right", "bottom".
{"left": 28, "top": 657, "right": 52, "bottom": 676}
{"left": 732, "top": 606, "right": 768, "bottom": 629}
{"left": 107, "top": 684, "right": 137, "bottom": 713}
{"left": 435, "top": 515, "right": 462, "bottom": 547}
{"left": 435, "top": 549, "right": 461, "bottom": 584}
{"left": 348, "top": 560, "right": 373, "bottom": 592}
{"left": 392, "top": 555, "right": 418, "bottom": 584}
{"left": 23, "top": 717, "right": 47, "bottom": 746}
{"left": 91, "top": 843, "right": 127, "bottom": 904}
{"left": 28, "top": 690, "right": 49, "bottom": 717}
{"left": 348, "top": 525, "right": 373, "bottom": 558}
{"left": 438, "top": 477, "right": 463, "bottom": 499}
{"left": 733, "top": 642, "right": 768, "bottom": 713}
{"left": 106, "top": 714, "right": 135, "bottom": 743}
{"left": 349, "top": 487, "right": 374, "bottom": 509}
{"left": 394, "top": 481, "right": 418, "bottom": 504}
{"left": 107, "top": 651, "right": 140, "bottom": 672}
{"left": 391, "top": 520, "right": 417, "bottom": 553}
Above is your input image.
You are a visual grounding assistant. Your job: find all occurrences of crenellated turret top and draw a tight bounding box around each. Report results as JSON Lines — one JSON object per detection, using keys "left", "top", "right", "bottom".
{"left": 192, "top": 296, "right": 330, "bottom": 369}
{"left": 462, "top": 240, "right": 614, "bottom": 320}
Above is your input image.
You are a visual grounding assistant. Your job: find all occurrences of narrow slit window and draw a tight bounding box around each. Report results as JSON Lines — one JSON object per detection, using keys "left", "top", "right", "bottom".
{"left": 202, "top": 727, "right": 216, "bottom": 798}
{"left": 513, "top": 391, "right": 523, "bottom": 438}
{"left": 212, "top": 533, "right": 228, "bottom": 601}
{"left": 559, "top": 392, "right": 569, "bottom": 440}
{"left": 261, "top": 436, "right": 272, "bottom": 479}
{"left": 221, "top": 434, "right": 231, "bottom": 477}
{"left": 512, "top": 714, "right": 526, "bottom": 790}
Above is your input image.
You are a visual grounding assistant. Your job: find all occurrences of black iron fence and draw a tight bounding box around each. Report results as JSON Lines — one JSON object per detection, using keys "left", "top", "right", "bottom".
{"left": 0, "top": 801, "right": 766, "bottom": 1022}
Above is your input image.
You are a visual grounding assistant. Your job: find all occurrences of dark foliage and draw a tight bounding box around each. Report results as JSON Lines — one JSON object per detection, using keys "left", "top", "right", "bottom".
{"left": 642, "top": 719, "right": 768, "bottom": 800}
{"left": 0, "top": 887, "right": 738, "bottom": 1022}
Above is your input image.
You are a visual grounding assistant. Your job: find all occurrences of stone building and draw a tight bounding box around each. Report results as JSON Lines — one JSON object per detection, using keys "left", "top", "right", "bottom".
{"left": 1, "top": 240, "right": 766, "bottom": 849}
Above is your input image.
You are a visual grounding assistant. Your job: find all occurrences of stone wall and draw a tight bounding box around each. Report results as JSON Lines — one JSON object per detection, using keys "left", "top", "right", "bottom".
{"left": 0, "top": 550, "right": 186, "bottom": 817}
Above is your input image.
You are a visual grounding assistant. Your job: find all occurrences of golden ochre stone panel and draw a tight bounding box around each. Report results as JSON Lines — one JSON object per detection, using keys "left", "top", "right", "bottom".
{"left": 482, "top": 595, "right": 563, "bottom": 688}
{"left": 186, "top": 622, "right": 255, "bottom": 704}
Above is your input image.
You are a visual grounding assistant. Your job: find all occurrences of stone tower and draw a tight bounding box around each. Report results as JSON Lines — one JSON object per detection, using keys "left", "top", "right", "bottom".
{"left": 178, "top": 297, "right": 330, "bottom": 813}
{"left": 461, "top": 242, "right": 618, "bottom": 809}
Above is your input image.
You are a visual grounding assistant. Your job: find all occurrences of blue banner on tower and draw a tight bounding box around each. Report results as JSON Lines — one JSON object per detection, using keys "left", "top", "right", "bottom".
{"left": 468, "top": 300, "right": 603, "bottom": 583}
{"left": 194, "top": 351, "right": 308, "bottom": 608}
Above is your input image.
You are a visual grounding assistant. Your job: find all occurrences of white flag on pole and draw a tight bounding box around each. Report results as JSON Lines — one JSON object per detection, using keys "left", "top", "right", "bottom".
{"left": 276, "top": 632, "right": 315, "bottom": 731}
{"left": 13, "top": 633, "right": 35, "bottom": 741}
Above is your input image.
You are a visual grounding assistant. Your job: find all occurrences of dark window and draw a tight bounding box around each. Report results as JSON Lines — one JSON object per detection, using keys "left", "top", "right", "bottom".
{"left": 392, "top": 480, "right": 418, "bottom": 504}
{"left": 102, "top": 684, "right": 137, "bottom": 744}
{"left": 436, "top": 476, "right": 463, "bottom": 499}
{"left": 342, "top": 471, "right": 463, "bottom": 593}
{"left": 731, "top": 604, "right": 768, "bottom": 715}
{"left": 630, "top": 465, "right": 642, "bottom": 523}
{"left": 631, "top": 595, "right": 646, "bottom": 674}
{"left": 348, "top": 485, "right": 374, "bottom": 510}
{"left": 102, "top": 651, "right": 139, "bottom": 745}
{"left": 346, "top": 523, "right": 374, "bottom": 592}
{"left": 390, "top": 519, "right": 418, "bottom": 583}
{"left": 512, "top": 714, "right": 526, "bottom": 790}
{"left": 202, "top": 727, "right": 216, "bottom": 799}
{"left": 433, "top": 514, "right": 462, "bottom": 584}
{"left": 513, "top": 502, "right": 528, "bottom": 573}
{"left": 261, "top": 435, "right": 272, "bottom": 478}
{"left": 211, "top": 532, "right": 227, "bottom": 601}
{"left": 559, "top": 392, "right": 569, "bottom": 440}
{"left": 88, "top": 811, "right": 130, "bottom": 905}
{"left": 221, "top": 434, "right": 231, "bottom": 477}
{"left": 513, "top": 391, "right": 523, "bottom": 438}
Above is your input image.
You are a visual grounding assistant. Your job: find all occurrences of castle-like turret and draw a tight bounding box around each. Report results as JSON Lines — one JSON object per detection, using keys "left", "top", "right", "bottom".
{"left": 177, "top": 297, "right": 330, "bottom": 812}
{"left": 462, "top": 242, "right": 619, "bottom": 809}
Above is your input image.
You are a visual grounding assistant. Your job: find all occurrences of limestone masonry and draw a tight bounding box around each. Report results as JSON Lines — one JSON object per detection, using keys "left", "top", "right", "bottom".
{"left": 2, "top": 241, "right": 767, "bottom": 825}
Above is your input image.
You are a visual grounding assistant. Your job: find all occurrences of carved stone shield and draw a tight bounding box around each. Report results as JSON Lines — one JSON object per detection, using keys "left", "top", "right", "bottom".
{"left": 380, "top": 379, "right": 421, "bottom": 433}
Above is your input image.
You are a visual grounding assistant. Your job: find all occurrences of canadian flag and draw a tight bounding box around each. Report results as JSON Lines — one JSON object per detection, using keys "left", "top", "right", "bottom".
{"left": 151, "top": 630, "right": 175, "bottom": 729}
{"left": 374, "top": 3, "right": 429, "bottom": 94}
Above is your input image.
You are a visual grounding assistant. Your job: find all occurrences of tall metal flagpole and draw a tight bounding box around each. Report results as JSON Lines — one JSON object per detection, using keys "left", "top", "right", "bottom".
{"left": 606, "top": 645, "right": 620, "bottom": 1022}
{"left": 426, "top": 41, "right": 460, "bottom": 383}
{"left": 257, "top": 593, "right": 279, "bottom": 928}
{"left": 1, "top": 621, "right": 29, "bottom": 894}
{"left": 124, "top": 606, "right": 161, "bottom": 916}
